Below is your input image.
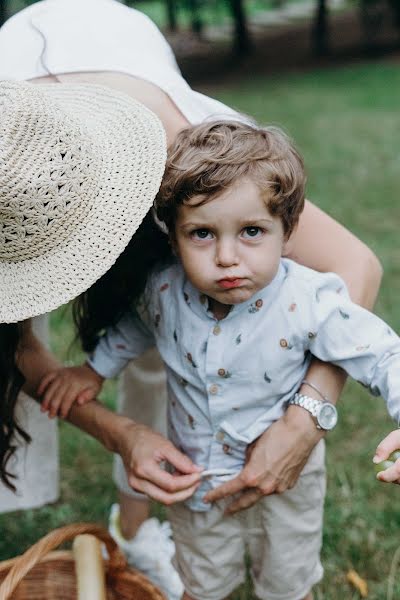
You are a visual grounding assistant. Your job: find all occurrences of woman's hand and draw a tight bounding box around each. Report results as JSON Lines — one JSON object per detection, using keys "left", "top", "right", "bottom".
{"left": 117, "top": 419, "right": 203, "bottom": 505}
{"left": 203, "top": 405, "right": 323, "bottom": 513}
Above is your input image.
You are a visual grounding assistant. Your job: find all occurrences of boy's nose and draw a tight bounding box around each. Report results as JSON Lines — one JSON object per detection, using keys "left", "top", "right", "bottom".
{"left": 215, "top": 240, "right": 239, "bottom": 267}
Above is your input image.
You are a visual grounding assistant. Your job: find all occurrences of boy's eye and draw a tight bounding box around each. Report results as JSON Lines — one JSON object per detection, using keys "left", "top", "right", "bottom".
{"left": 191, "top": 229, "right": 213, "bottom": 240}
{"left": 242, "top": 226, "right": 263, "bottom": 239}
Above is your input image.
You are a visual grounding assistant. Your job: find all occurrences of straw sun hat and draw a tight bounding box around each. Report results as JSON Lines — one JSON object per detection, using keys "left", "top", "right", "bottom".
{"left": 0, "top": 80, "right": 167, "bottom": 323}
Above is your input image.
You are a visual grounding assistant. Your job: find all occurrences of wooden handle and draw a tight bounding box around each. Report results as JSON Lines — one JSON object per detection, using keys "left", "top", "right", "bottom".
{"left": 0, "top": 523, "right": 126, "bottom": 600}
{"left": 73, "top": 535, "right": 107, "bottom": 600}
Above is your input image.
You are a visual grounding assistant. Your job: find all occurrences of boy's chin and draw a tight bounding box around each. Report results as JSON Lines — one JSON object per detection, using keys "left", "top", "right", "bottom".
{"left": 215, "top": 289, "right": 254, "bottom": 305}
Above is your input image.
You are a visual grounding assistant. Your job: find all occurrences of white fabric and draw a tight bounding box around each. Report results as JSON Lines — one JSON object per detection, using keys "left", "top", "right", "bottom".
{"left": 0, "top": 0, "right": 238, "bottom": 125}
{"left": 89, "top": 258, "right": 400, "bottom": 511}
{"left": 0, "top": 315, "right": 59, "bottom": 513}
{"left": 109, "top": 504, "right": 184, "bottom": 600}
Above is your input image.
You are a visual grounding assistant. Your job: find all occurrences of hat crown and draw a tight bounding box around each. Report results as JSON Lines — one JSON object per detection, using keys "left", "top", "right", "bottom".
{"left": 0, "top": 81, "right": 99, "bottom": 262}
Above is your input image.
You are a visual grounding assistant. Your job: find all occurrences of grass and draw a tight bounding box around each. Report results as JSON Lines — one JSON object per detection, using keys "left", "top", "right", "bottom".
{"left": 1, "top": 60, "right": 400, "bottom": 598}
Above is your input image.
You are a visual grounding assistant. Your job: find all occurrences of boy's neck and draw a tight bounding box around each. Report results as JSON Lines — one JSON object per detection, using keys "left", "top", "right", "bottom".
{"left": 207, "top": 298, "right": 232, "bottom": 321}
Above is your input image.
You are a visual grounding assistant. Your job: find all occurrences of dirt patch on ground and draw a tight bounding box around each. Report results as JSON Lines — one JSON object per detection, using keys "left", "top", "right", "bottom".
{"left": 166, "top": 6, "right": 400, "bottom": 86}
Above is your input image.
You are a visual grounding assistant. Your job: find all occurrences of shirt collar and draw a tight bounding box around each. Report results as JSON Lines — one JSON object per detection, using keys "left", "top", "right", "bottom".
{"left": 182, "top": 260, "right": 287, "bottom": 322}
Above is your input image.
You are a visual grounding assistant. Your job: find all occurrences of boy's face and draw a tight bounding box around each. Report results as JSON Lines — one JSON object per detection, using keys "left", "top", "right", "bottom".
{"left": 174, "top": 178, "right": 289, "bottom": 316}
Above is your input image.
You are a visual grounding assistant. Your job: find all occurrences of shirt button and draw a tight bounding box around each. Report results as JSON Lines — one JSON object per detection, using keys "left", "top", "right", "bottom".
{"left": 209, "top": 384, "right": 219, "bottom": 395}
{"left": 213, "top": 325, "right": 221, "bottom": 335}
{"left": 218, "top": 368, "right": 226, "bottom": 377}
{"left": 216, "top": 431, "right": 225, "bottom": 441}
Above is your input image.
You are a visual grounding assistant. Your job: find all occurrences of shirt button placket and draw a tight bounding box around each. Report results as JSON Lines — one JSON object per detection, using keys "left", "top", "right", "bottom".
{"left": 206, "top": 321, "right": 224, "bottom": 436}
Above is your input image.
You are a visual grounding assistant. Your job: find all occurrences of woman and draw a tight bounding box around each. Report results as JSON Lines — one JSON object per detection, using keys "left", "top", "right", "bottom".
{"left": 0, "top": 1, "right": 382, "bottom": 598}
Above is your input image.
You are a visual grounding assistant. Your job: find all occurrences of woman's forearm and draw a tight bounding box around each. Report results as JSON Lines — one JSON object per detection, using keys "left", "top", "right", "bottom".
{"left": 17, "top": 323, "right": 132, "bottom": 452}
{"left": 287, "top": 200, "right": 383, "bottom": 309}
{"left": 67, "top": 399, "right": 133, "bottom": 454}
{"left": 18, "top": 322, "right": 61, "bottom": 396}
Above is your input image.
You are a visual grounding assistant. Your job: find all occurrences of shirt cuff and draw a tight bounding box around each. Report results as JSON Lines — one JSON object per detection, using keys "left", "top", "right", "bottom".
{"left": 87, "top": 348, "right": 127, "bottom": 379}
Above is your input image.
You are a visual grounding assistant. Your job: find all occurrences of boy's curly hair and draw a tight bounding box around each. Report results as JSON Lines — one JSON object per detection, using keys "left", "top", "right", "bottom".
{"left": 155, "top": 119, "right": 306, "bottom": 237}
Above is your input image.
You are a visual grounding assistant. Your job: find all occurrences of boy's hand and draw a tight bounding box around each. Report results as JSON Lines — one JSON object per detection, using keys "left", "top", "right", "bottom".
{"left": 38, "top": 364, "right": 104, "bottom": 419}
{"left": 374, "top": 430, "right": 400, "bottom": 484}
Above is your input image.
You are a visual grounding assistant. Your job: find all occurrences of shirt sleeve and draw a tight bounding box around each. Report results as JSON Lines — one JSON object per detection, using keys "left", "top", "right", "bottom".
{"left": 87, "top": 311, "right": 155, "bottom": 379}
{"left": 306, "top": 273, "right": 400, "bottom": 423}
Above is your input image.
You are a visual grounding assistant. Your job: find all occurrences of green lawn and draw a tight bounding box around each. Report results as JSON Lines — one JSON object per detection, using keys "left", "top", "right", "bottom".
{"left": 1, "top": 61, "right": 400, "bottom": 599}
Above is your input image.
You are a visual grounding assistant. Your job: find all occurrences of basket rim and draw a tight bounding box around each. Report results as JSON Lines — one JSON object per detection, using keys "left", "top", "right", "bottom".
{"left": 0, "top": 551, "right": 71, "bottom": 573}
{"left": 0, "top": 549, "right": 167, "bottom": 599}
{"left": 0, "top": 550, "right": 160, "bottom": 578}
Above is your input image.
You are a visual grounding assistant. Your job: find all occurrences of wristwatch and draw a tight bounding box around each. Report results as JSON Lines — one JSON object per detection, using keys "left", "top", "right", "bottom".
{"left": 288, "top": 393, "right": 338, "bottom": 431}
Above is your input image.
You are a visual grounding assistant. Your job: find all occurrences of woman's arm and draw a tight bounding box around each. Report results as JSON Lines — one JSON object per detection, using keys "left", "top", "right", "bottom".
{"left": 204, "top": 201, "right": 383, "bottom": 512}
{"left": 18, "top": 324, "right": 202, "bottom": 504}
{"left": 287, "top": 200, "right": 382, "bottom": 308}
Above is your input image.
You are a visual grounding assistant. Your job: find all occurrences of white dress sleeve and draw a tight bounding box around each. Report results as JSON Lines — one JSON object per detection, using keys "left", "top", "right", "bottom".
{"left": 87, "top": 310, "right": 155, "bottom": 379}
{"left": 306, "top": 273, "right": 400, "bottom": 423}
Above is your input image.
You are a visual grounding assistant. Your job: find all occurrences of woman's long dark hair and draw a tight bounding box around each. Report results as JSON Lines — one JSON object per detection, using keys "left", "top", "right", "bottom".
{"left": 0, "top": 322, "right": 30, "bottom": 491}
{"left": 73, "top": 211, "right": 171, "bottom": 352}
{"left": 0, "top": 212, "right": 170, "bottom": 490}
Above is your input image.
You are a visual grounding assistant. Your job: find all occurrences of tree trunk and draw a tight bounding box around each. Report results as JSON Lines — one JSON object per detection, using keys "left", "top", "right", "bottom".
{"left": 228, "top": 0, "right": 252, "bottom": 55}
{"left": 165, "top": 0, "right": 178, "bottom": 31}
{"left": 0, "top": 0, "right": 7, "bottom": 27}
{"left": 312, "top": 0, "right": 329, "bottom": 56}
{"left": 187, "top": 0, "right": 203, "bottom": 35}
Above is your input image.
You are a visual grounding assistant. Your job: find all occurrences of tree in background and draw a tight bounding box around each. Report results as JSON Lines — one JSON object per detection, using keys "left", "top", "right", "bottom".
{"left": 312, "top": 0, "right": 329, "bottom": 56}
{"left": 0, "top": 0, "right": 7, "bottom": 27}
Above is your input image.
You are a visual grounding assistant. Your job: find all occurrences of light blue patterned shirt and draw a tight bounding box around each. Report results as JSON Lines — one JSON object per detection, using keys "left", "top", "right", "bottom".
{"left": 88, "top": 258, "right": 400, "bottom": 510}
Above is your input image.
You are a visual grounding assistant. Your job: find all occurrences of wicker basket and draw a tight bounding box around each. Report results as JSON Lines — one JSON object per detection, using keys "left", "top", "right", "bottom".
{"left": 0, "top": 523, "right": 167, "bottom": 600}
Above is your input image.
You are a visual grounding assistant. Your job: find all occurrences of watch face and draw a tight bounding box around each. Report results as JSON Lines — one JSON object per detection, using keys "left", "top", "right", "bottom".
{"left": 317, "top": 403, "right": 338, "bottom": 430}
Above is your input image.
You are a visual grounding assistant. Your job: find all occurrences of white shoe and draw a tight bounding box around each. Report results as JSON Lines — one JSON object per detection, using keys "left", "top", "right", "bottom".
{"left": 108, "top": 504, "right": 184, "bottom": 600}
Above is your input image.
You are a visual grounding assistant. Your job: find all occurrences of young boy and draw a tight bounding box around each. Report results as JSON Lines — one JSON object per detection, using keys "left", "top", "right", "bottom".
{"left": 40, "top": 120, "right": 400, "bottom": 600}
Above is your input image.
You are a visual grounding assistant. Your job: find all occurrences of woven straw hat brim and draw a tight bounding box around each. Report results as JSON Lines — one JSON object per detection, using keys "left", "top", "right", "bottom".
{"left": 0, "top": 84, "right": 166, "bottom": 323}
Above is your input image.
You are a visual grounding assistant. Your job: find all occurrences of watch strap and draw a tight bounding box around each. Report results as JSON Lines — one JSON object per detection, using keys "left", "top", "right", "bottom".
{"left": 289, "top": 392, "right": 323, "bottom": 417}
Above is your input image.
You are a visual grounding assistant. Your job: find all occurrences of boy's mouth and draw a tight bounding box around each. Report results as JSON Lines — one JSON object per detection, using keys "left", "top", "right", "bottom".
{"left": 218, "top": 278, "right": 244, "bottom": 289}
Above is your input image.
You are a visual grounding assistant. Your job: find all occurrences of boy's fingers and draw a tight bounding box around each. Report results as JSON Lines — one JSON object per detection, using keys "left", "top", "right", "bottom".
{"left": 48, "top": 397, "right": 63, "bottom": 419}
{"left": 376, "top": 460, "right": 400, "bottom": 483}
{"left": 373, "top": 430, "right": 400, "bottom": 463}
{"left": 59, "top": 392, "right": 78, "bottom": 419}
{"left": 41, "top": 381, "right": 60, "bottom": 412}
{"left": 37, "top": 372, "right": 58, "bottom": 397}
{"left": 77, "top": 388, "right": 96, "bottom": 405}
{"left": 48, "top": 384, "right": 71, "bottom": 418}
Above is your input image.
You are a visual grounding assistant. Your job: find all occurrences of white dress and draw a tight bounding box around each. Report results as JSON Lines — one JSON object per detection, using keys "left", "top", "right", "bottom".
{"left": 0, "top": 0, "right": 238, "bottom": 123}
{"left": 0, "top": 0, "right": 239, "bottom": 511}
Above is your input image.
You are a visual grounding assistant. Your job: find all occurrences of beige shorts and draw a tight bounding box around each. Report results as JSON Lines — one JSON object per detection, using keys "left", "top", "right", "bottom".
{"left": 167, "top": 440, "right": 326, "bottom": 600}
